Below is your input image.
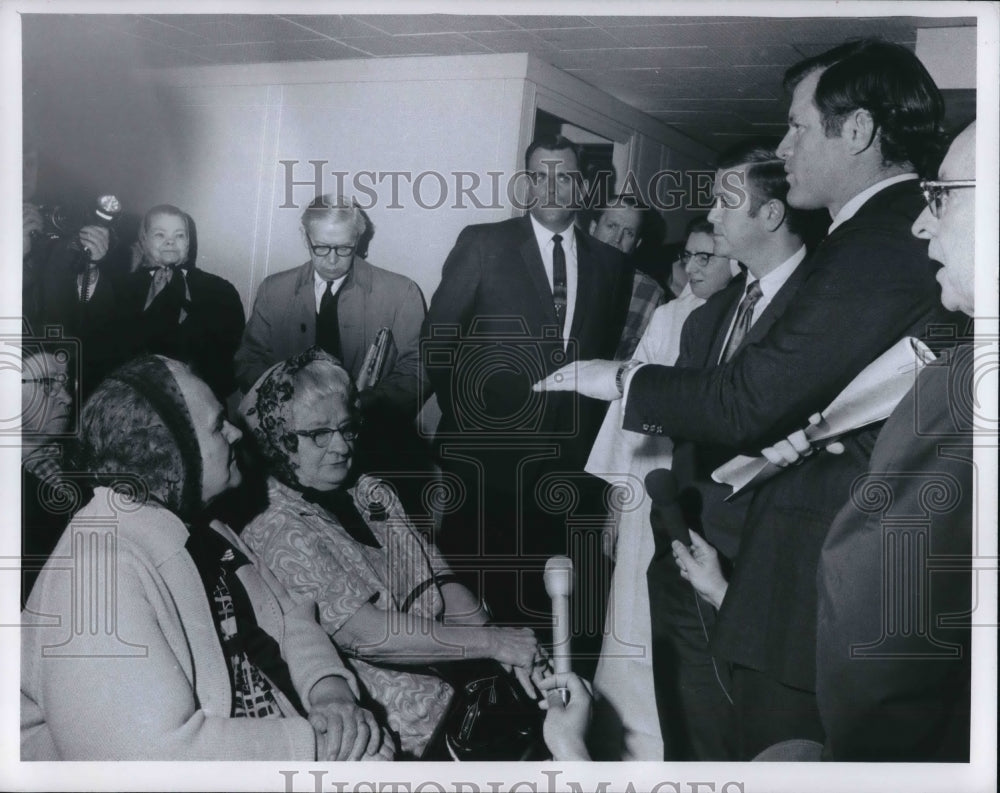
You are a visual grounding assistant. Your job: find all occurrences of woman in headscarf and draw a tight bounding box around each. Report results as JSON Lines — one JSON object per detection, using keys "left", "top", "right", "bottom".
{"left": 21, "top": 356, "right": 390, "bottom": 761}
{"left": 123, "top": 204, "right": 245, "bottom": 400}
{"left": 239, "top": 347, "right": 544, "bottom": 758}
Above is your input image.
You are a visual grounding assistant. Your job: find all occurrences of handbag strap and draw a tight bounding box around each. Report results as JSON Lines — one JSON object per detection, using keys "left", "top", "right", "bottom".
{"left": 400, "top": 572, "right": 467, "bottom": 613}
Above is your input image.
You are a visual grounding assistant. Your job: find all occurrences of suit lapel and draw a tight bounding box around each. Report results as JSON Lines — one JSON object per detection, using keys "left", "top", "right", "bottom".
{"left": 735, "top": 257, "right": 811, "bottom": 355}
{"left": 568, "top": 230, "right": 597, "bottom": 361}
{"left": 517, "top": 218, "right": 558, "bottom": 327}
{"left": 294, "top": 263, "right": 317, "bottom": 344}
{"left": 705, "top": 275, "right": 747, "bottom": 365}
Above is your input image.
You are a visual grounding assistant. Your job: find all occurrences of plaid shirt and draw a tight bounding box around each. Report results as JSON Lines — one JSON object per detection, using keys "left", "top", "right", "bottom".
{"left": 615, "top": 271, "right": 666, "bottom": 360}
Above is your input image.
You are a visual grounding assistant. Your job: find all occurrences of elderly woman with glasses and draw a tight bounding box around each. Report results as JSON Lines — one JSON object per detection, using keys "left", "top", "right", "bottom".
{"left": 22, "top": 356, "right": 390, "bottom": 761}
{"left": 239, "top": 347, "right": 544, "bottom": 758}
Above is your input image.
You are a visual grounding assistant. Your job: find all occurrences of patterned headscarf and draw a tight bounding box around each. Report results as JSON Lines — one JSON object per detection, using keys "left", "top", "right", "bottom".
{"left": 238, "top": 347, "right": 357, "bottom": 490}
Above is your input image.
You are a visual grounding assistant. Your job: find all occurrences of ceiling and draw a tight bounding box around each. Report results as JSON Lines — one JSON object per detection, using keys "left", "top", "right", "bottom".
{"left": 22, "top": 13, "right": 978, "bottom": 153}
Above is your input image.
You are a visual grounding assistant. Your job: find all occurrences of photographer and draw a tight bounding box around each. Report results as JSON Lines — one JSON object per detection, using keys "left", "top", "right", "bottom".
{"left": 23, "top": 147, "right": 127, "bottom": 397}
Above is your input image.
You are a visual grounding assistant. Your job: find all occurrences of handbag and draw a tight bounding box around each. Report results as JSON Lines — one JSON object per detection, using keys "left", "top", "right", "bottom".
{"left": 402, "top": 575, "right": 547, "bottom": 761}
{"left": 423, "top": 659, "right": 547, "bottom": 761}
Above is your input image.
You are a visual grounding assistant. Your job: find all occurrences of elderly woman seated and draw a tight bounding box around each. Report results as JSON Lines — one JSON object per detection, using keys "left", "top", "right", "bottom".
{"left": 238, "top": 347, "right": 543, "bottom": 757}
{"left": 21, "top": 356, "right": 390, "bottom": 761}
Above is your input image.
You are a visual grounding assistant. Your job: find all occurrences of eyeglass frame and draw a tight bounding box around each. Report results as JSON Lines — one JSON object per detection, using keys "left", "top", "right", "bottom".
{"left": 305, "top": 231, "right": 357, "bottom": 259}
{"left": 21, "top": 373, "right": 72, "bottom": 396}
{"left": 679, "top": 250, "right": 726, "bottom": 267}
{"left": 920, "top": 179, "right": 976, "bottom": 219}
{"left": 290, "top": 420, "right": 363, "bottom": 448}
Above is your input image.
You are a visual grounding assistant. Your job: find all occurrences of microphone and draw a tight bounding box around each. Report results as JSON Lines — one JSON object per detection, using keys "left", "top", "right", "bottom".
{"left": 644, "top": 468, "right": 691, "bottom": 547}
{"left": 543, "top": 555, "right": 573, "bottom": 705}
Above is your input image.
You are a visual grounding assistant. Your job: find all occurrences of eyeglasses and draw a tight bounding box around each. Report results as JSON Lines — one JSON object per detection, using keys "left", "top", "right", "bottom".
{"left": 920, "top": 179, "right": 975, "bottom": 219}
{"left": 292, "top": 420, "right": 362, "bottom": 448}
{"left": 22, "top": 373, "right": 72, "bottom": 396}
{"left": 680, "top": 250, "right": 723, "bottom": 267}
{"left": 306, "top": 232, "right": 356, "bottom": 259}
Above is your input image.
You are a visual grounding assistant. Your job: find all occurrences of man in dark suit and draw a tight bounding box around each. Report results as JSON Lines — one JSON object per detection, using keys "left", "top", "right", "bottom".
{"left": 423, "top": 134, "right": 631, "bottom": 643}
{"left": 646, "top": 140, "right": 818, "bottom": 760}
{"left": 537, "top": 40, "right": 962, "bottom": 756}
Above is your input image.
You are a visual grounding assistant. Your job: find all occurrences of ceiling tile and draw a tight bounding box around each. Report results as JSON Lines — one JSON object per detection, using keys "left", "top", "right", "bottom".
{"left": 504, "top": 16, "right": 596, "bottom": 30}
{"left": 277, "top": 15, "right": 387, "bottom": 39}
{"left": 464, "top": 29, "right": 558, "bottom": 55}
{"left": 348, "top": 14, "right": 519, "bottom": 34}
{"left": 336, "top": 33, "right": 491, "bottom": 58}
{"left": 531, "top": 26, "right": 623, "bottom": 49}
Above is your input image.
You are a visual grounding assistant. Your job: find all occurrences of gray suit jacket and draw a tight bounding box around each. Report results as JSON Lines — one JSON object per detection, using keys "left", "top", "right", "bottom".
{"left": 235, "top": 258, "right": 427, "bottom": 417}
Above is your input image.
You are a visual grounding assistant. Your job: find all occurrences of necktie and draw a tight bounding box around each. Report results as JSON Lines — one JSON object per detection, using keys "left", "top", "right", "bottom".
{"left": 552, "top": 233, "right": 567, "bottom": 330}
{"left": 316, "top": 280, "right": 342, "bottom": 359}
{"left": 720, "top": 280, "right": 764, "bottom": 364}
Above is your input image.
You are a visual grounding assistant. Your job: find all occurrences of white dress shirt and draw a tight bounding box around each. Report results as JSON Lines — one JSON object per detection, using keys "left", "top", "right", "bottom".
{"left": 312, "top": 270, "right": 349, "bottom": 311}
{"left": 715, "top": 244, "right": 807, "bottom": 363}
{"left": 529, "top": 213, "right": 578, "bottom": 346}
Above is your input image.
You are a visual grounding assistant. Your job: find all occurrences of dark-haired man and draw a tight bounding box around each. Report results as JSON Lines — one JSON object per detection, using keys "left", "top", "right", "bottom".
{"left": 423, "top": 135, "right": 631, "bottom": 641}
{"left": 645, "top": 140, "right": 817, "bottom": 760}
{"left": 537, "top": 39, "right": 961, "bottom": 755}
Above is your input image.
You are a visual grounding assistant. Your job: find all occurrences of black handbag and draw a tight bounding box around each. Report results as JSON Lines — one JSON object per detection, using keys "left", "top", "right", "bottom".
{"left": 423, "top": 659, "right": 547, "bottom": 761}
{"left": 401, "top": 575, "right": 548, "bottom": 761}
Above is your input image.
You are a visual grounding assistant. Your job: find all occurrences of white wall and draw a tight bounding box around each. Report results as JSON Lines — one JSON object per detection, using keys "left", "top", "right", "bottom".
{"left": 144, "top": 52, "right": 717, "bottom": 312}
{"left": 146, "top": 55, "right": 530, "bottom": 310}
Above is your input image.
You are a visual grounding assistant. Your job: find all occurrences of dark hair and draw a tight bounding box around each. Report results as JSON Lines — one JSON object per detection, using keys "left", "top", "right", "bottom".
{"left": 784, "top": 39, "right": 945, "bottom": 173}
{"left": 524, "top": 134, "right": 583, "bottom": 171}
{"left": 716, "top": 139, "right": 809, "bottom": 238}
{"left": 685, "top": 215, "right": 714, "bottom": 238}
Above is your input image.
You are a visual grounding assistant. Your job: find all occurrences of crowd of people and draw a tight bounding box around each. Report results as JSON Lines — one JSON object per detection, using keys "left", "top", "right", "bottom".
{"left": 18, "top": 37, "right": 979, "bottom": 764}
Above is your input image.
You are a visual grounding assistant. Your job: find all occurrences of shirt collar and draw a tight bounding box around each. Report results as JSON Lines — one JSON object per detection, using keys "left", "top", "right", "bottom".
{"left": 529, "top": 213, "right": 577, "bottom": 255}
{"left": 828, "top": 173, "right": 918, "bottom": 233}
{"left": 752, "top": 245, "right": 807, "bottom": 303}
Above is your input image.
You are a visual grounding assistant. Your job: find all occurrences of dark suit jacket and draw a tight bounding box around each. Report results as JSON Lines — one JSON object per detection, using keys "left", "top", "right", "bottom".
{"left": 671, "top": 258, "right": 810, "bottom": 560}
{"left": 623, "top": 180, "right": 960, "bottom": 691}
{"left": 816, "top": 345, "right": 973, "bottom": 761}
{"left": 423, "top": 215, "right": 631, "bottom": 477}
{"left": 234, "top": 258, "right": 427, "bottom": 417}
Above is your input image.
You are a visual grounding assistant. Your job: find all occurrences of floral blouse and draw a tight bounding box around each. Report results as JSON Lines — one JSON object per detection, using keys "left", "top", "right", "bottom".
{"left": 241, "top": 475, "right": 453, "bottom": 756}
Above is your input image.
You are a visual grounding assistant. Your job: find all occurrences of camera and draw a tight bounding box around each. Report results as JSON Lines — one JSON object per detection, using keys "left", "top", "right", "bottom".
{"left": 421, "top": 316, "right": 578, "bottom": 438}
{"left": 31, "top": 195, "right": 123, "bottom": 264}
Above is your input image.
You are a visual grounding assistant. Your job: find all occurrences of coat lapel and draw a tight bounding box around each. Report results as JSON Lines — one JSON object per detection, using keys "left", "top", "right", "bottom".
{"left": 293, "top": 263, "right": 317, "bottom": 345}
{"left": 516, "top": 219, "right": 558, "bottom": 327}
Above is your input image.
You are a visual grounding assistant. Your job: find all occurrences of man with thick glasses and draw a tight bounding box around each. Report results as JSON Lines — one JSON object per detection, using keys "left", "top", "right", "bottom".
{"left": 537, "top": 39, "right": 964, "bottom": 758}
{"left": 235, "top": 195, "right": 426, "bottom": 421}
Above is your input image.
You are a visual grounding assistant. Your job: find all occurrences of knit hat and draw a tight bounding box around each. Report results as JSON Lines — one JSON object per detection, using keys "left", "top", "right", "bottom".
{"left": 87, "top": 355, "right": 203, "bottom": 521}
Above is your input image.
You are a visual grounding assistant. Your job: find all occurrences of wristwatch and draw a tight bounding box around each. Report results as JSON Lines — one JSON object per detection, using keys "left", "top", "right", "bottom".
{"left": 615, "top": 359, "right": 642, "bottom": 397}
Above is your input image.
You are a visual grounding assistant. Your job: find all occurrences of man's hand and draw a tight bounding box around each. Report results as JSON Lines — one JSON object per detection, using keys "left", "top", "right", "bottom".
{"left": 23, "top": 203, "right": 43, "bottom": 256}
{"left": 760, "top": 413, "right": 845, "bottom": 468}
{"left": 672, "top": 530, "right": 728, "bottom": 610}
{"left": 76, "top": 225, "right": 110, "bottom": 263}
{"left": 537, "top": 672, "right": 592, "bottom": 760}
{"left": 533, "top": 359, "right": 621, "bottom": 401}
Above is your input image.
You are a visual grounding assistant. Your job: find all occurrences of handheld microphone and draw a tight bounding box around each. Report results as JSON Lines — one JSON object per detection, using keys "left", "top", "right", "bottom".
{"left": 543, "top": 555, "right": 573, "bottom": 705}
{"left": 644, "top": 468, "right": 691, "bottom": 547}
